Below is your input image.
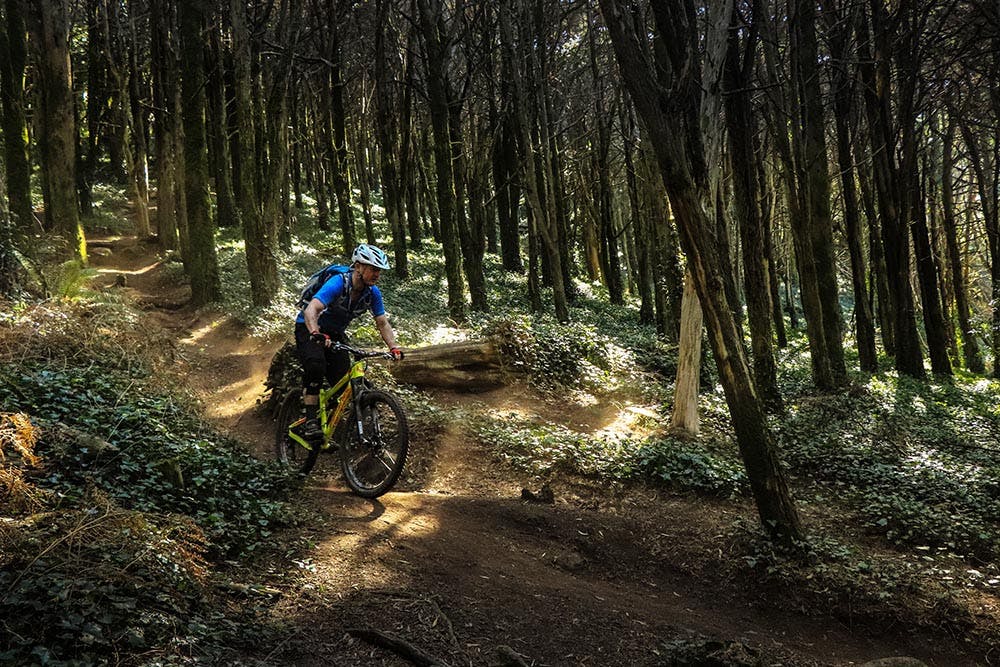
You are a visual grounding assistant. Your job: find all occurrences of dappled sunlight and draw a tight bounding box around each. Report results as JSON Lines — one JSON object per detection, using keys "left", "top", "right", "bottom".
{"left": 426, "top": 323, "right": 467, "bottom": 345}
{"left": 94, "top": 260, "right": 161, "bottom": 277}
{"left": 204, "top": 375, "right": 264, "bottom": 419}
{"left": 181, "top": 319, "right": 224, "bottom": 345}
{"left": 594, "top": 403, "right": 661, "bottom": 440}
{"left": 902, "top": 447, "right": 983, "bottom": 484}
{"left": 302, "top": 490, "right": 443, "bottom": 591}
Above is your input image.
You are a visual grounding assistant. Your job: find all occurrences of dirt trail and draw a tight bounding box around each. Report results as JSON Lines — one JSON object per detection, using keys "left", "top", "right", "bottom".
{"left": 89, "top": 236, "right": 982, "bottom": 666}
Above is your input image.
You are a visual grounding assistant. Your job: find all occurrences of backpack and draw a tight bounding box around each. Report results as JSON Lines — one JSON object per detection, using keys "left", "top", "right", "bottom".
{"left": 296, "top": 264, "right": 350, "bottom": 309}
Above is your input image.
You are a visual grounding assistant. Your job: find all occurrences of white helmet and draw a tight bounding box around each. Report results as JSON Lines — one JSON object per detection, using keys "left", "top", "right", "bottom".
{"left": 351, "top": 243, "right": 390, "bottom": 270}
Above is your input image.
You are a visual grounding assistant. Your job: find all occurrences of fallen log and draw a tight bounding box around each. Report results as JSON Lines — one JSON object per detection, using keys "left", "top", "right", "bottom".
{"left": 390, "top": 340, "right": 508, "bottom": 391}
{"left": 265, "top": 339, "right": 510, "bottom": 406}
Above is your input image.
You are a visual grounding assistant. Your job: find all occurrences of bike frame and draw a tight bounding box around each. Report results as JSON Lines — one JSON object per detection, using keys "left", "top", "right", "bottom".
{"left": 287, "top": 357, "right": 367, "bottom": 452}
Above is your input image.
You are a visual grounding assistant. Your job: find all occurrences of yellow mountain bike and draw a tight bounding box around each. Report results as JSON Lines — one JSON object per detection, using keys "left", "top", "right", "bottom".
{"left": 274, "top": 342, "right": 408, "bottom": 498}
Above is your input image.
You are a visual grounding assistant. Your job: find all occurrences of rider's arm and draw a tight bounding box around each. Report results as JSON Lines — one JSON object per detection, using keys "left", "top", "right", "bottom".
{"left": 374, "top": 314, "right": 397, "bottom": 349}
{"left": 303, "top": 298, "right": 326, "bottom": 335}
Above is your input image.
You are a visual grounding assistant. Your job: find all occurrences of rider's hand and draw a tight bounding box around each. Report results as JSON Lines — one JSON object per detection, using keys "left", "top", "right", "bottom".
{"left": 390, "top": 346, "right": 404, "bottom": 361}
{"left": 310, "top": 331, "right": 330, "bottom": 347}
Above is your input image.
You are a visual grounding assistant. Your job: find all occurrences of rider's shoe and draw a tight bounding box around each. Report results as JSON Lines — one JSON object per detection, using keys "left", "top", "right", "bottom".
{"left": 292, "top": 418, "right": 323, "bottom": 449}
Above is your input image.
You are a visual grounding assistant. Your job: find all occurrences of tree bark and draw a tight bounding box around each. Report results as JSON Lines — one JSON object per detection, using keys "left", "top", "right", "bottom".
{"left": 150, "top": 0, "right": 180, "bottom": 251}
{"left": 388, "top": 341, "right": 507, "bottom": 390}
{"left": 499, "top": 0, "right": 569, "bottom": 323}
{"left": 449, "top": 95, "right": 489, "bottom": 311}
{"left": 858, "top": 0, "right": 925, "bottom": 378}
{"left": 323, "top": 0, "right": 354, "bottom": 256}
{"left": 789, "top": 0, "right": 846, "bottom": 387}
{"left": 671, "top": 271, "right": 702, "bottom": 434}
{"left": 373, "top": 0, "right": 408, "bottom": 275}
{"left": 942, "top": 118, "right": 984, "bottom": 372}
{"left": 206, "top": 17, "right": 239, "bottom": 231}
{"left": 494, "top": 72, "right": 524, "bottom": 273}
{"left": 231, "top": 0, "right": 278, "bottom": 306}
{"left": 0, "top": 0, "right": 33, "bottom": 232}
{"left": 416, "top": 0, "right": 467, "bottom": 323}
{"left": 179, "top": 0, "right": 220, "bottom": 305}
{"left": 29, "top": 0, "right": 85, "bottom": 262}
{"left": 723, "top": 5, "right": 781, "bottom": 407}
{"left": 825, "top": 0, "right": 877, "bottom": 373}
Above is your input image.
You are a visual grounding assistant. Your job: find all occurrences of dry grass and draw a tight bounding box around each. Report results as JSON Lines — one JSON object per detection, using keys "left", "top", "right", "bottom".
{"left": 0, "top": 412, "right": 46, "bottom": 514}
{"left": 0, "top": 297, "right": 171, "bottom": 373}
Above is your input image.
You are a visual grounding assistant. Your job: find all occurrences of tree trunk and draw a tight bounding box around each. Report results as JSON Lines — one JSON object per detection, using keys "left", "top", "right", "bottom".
{"left": 179, "top": 0, "right": 220, "bottom": 305}
{"left": 500, "top": 0, "right": 569, "bottom": 323}
{"left": 30, "top": 0, "right": 85, "bottom": 262}
{"left": 894, "top": 3, "right": 949, "bottom": 376}
{"left": 858, "top": 0, "right": 925, "bottom": 378}
{"left": 373, "top": 0, "right": 408, "bottom": 275}
{"left": 0, "top": 0, "right": 33, "bottom": 232}
{"left": 388, "top": 341, "right": 507, "bottom": 390}
{"left": 493, "top": 86, "right": 523, "bottom": 272}
{"left": 638, "top": 140, "right": 683, "bottom": 343}
{"left": 326, "top": 4, "right": 355, "bottom": 257}
{"left": 623, "top": 106, "right": 654, "bottom": 325}
{"left": 206, "top": 18, "right": 239, "bottom": 231}
{"left": 126, "top": 11, "right": 151, "bottom": 238}
{"left": 0, "top": 155, "right": 21, "bottom": 296}
{"left": 150, "top": 0, "right": 179, "bottom": 251}
{"left": 601, "top": 0, "right": 802, "bottom": 545}
{"left": 789, "top": 0, "right": 846, "bottom": 387}
{"left": 723, "top": 6, "right": 781, "bottom": 408}
{"left": 961, "top": 122, "right": 1000, "bottom": 377}
{"left": 231, "top": 0, "right": 279, "bottom": 306}
{"left": 416, "top": 0, "right": 466, "bottom": 323}
{"left": 671, "top": 271, "right": 702, "bottom": 434}
{"left": 856, "top": 145, "right": 894, "bottom": 354}
{"left": 942, "top": 118, "right": 984, "bottom": 372}
{"left": 400, "top": 30, "right": 423, "bottom": 250}
{"left": 262, "top": 1, "right": 294, "bottom": 256}
{"left": 825, "top": 0, "right": 877, "bottom": 372}
{"left": 449, "top": 97, "right": 489, "bottom": 311}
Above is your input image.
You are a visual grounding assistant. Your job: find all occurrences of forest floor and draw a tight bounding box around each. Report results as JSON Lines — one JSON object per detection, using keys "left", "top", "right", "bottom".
{"left": 87, "top": 234, "right": 987, "bottom": 667}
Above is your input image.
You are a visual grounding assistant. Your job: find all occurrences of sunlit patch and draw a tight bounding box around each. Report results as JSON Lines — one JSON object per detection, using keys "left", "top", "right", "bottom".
{"left": 204, "top": 377, "right": 264, "bottom": 419}
{"left": 182, "top": 320, "right": 224, "bottom": 345}
{"left": 94, "top": 260, "right": 161, "bottom": 277}
{"left": 426, "top": 324, "right": 466, "bottom": 345}
{"left": 594, "top": 403, "right": 661, "bottom": 440}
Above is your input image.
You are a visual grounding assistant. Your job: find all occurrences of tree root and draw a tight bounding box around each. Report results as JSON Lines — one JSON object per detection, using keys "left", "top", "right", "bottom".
{"left": 346, "top": 627, "right": 447, "bottom": 667}
{"left": 495, "top": 645, "right": 530, "bottom": 666}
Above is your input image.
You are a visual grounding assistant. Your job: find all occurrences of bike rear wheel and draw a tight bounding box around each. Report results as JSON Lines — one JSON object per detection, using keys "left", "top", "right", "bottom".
{"left": 274, "top": 389, "right": 312, "bottom": 474}
{"left": 339, "top": 390, "right": 408, "bottom": 498}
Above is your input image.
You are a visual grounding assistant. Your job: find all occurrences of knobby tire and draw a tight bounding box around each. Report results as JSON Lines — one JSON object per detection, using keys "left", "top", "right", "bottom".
{"left": 274, "top": 389, "right": 313, "bottom": 475}
{"left": 339, "top": 390, "right": 409, "bottom": 498}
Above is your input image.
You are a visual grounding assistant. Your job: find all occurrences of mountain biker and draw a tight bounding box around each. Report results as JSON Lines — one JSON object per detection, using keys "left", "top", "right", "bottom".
{"left": 294, "top": 243, "right": 403, "bottom": 443}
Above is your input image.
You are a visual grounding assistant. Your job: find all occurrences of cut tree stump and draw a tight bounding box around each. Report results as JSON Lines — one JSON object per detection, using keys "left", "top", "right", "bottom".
{"left": 390, "top": 340, "right": 508, "bottom": 391}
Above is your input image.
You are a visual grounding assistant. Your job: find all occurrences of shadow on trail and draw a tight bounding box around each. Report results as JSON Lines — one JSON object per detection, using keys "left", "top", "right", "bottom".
{"left": 257, "top": 487, "right": 983, "bottom": 667}
{"left": 301, "top": 486, "right": 387, "bottom": 523}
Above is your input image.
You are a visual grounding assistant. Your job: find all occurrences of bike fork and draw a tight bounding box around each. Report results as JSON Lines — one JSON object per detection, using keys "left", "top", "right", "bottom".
{"left": 352, "top": 378, "right": 366, "bottom": 443}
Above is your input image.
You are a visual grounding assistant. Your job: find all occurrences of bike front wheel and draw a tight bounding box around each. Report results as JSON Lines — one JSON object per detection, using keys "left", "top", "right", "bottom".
{"left": 339, "top": 390, "right": 409, "bottom": 498}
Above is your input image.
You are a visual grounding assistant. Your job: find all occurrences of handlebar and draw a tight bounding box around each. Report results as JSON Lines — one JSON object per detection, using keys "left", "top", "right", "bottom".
{"left": 330, "top": 341, "right": 396, "bottom": 360}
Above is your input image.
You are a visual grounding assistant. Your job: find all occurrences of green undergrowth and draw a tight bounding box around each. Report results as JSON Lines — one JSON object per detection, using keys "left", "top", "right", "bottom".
{"left": 1, "top": 363, "right": 292, "bottom": 557}
{"left": 779, "top": 372, "right": 1000, "bottom": 565}
{"left": 716, "top": 520, "right": 1000, "bottom": 651}
{"left": 476, "top": 393, "right": 749, "bottom": 498}
{"left": 0, "top": 298, "right": 292, "bottom": 665}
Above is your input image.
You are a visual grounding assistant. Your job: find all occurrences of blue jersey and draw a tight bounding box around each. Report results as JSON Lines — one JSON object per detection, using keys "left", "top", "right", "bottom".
{"left": 295, "top": 270, "right": 385, "bottom": 334}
